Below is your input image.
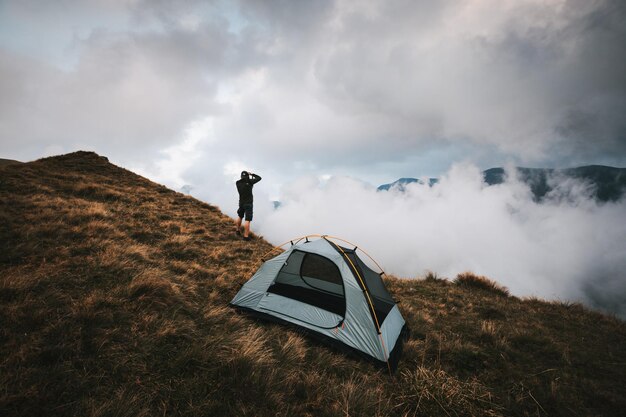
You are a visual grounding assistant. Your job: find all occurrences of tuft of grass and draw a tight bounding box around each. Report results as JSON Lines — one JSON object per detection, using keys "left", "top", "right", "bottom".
{"left": 424, "top": 270, "right": 448, "bottom": 283}
{"left": 455, "top": 271, "right": 510, "bottom": 297}
{"left": 278, "top": 332, "right": 308, "bottom": 364}
{"left": 128, "top": 269, "right": 182, "bottom": 307}
{"left": 398, "top": 367, "right": 504, "bottom": 417}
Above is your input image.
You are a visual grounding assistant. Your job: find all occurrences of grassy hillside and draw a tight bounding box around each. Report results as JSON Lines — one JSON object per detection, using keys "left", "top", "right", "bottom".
{"left": 1, "top": 151, "right": 625, "bottom": 417}
{"left": 0, "top": 158, "right": 22, "bottom": 166}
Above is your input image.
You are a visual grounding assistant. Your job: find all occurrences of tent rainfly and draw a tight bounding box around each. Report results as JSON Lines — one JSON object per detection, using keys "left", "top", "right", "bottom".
{"left": 230, "top": 235, "right": 409, "bottom": 372}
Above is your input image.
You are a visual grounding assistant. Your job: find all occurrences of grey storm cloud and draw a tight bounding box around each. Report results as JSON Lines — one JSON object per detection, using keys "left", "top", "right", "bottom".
{"left": 0, "top": 6, "right": 240, "bottom": 160}
{"left": 308, "top": 0, "right": 626, "bottom": 161}
{"left": 209, "top": 0, "right": 626, "bottom": 174}
{"left": 1, "top": 0, "right": 625, "bottom": 172}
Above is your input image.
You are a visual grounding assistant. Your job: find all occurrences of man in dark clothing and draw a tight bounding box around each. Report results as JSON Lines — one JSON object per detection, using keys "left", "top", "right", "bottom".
{"left": 235, "top": 171, "right": 262, "bottom": 241}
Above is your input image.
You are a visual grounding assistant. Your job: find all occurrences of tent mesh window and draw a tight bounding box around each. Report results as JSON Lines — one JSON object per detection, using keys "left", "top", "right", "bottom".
{"left": 268, "top": 251, "right": 346, "bottom": 317}
{"left": 341, "top": 249, "right": 396, "bottom": 323}
{"left": 301, "top": 252, "right": 344, "bottom": 288}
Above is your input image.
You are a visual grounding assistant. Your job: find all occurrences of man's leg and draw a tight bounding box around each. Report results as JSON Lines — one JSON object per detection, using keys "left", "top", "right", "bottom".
{"left": 236, "top": 206, "right": 245, "bottom": 234}
{"left": 235, "top": 216, "right": 243, "bottom": 234}
{"left": 243, "top": 204, "right": 253, "bottom": 239}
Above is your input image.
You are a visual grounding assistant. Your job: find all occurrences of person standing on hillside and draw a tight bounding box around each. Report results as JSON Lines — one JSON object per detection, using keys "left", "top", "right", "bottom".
{"left": 235, "top": 171, "right": 262, "bottom": 241}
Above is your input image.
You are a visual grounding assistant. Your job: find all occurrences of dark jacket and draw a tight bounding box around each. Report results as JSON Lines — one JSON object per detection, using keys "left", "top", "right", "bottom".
{"left": 236, "top": 174, "right": 262, "bottom": 205}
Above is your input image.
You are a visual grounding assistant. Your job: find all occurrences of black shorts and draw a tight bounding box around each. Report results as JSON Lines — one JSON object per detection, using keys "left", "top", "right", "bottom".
{"left": 237, "top": 204, "right": 253, "bottom": 221}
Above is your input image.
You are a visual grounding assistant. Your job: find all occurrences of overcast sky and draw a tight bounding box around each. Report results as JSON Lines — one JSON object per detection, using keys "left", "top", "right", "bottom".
{"left": 2, "top": 0, "right": 625, "bottom": 190}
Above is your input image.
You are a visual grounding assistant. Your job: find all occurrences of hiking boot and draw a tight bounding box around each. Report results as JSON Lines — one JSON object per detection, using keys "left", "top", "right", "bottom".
{"left": 243, "top": 236, "right": 251, "bottom": 241}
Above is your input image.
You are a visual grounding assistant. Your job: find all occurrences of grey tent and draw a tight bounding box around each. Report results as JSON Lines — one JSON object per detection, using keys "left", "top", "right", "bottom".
{"left": 230, "top": 235, "right": 408, "bottom": 372}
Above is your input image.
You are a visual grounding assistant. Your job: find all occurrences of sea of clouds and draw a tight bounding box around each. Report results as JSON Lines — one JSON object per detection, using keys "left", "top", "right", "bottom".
{"left": 250, "top": 164, "right": 626, "bottom": 318}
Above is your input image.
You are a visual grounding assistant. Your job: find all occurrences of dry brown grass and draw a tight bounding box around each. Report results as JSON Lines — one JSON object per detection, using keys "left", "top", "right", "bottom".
{"left": 1, "top": 151, "right": 625, "bottom": 417}
{"left": 455, "top": 271, "right": 511, "bottom": 297}
{"left": 398, "top": 367, "right": 504, "bottom": 416}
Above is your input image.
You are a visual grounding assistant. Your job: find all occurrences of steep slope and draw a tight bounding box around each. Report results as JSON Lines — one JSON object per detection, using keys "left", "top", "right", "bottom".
{"left": 1, "top": 152, "right": 625, "bottom": 417}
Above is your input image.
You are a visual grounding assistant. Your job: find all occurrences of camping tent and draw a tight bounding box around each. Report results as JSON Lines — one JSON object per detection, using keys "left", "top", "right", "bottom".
{"left": 230, "top": 235, "right": 408, "bottom": 372}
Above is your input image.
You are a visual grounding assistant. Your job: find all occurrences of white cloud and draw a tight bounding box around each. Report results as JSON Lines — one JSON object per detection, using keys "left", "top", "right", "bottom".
{"left": 3, "top": 0, "right": 626, "bottom": 172}
{"left": 131, "top": 116, "right": 213, "bottom": 189}
{"left": 257, "top": 165, "right": 626, "bottom": 317}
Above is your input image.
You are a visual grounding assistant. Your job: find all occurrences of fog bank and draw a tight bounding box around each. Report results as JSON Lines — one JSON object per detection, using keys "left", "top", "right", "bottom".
{"left": 256, "top": 164, "right": 626, "bottom": 318}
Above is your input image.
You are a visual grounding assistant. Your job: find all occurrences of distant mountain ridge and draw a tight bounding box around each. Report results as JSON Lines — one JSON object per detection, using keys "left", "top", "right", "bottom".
{"left": 377, "top": 177, "right": 439, "bottom": 192}
{"left": 379, "top": 165, "right": 626, "bottom": 202}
